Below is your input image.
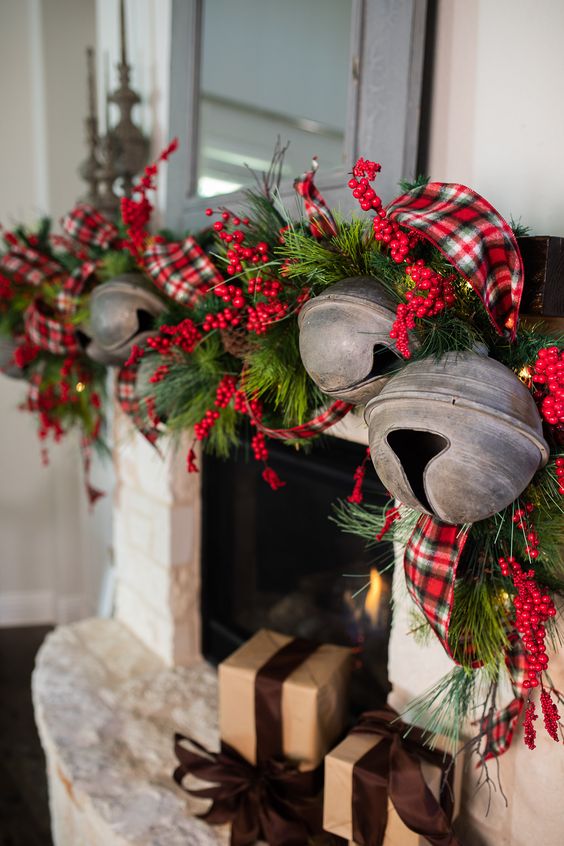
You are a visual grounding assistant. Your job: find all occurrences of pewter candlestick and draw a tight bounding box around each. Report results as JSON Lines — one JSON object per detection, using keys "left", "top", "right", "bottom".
{"left": 108, "top": 0, "right": 149, "bottom": 197}
{"left": 78, "top": 47, "right": 102, "bottom": 206}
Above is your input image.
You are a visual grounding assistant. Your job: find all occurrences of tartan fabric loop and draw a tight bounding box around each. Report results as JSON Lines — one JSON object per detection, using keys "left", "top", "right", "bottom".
{"left": 387, "top": 182, "right": 524, "bottom": 339}
{"left": 294, "top": 158, "right": 338, "bottom": 239}
{"left": 24, "top": 300, "right": 80, "bottom": 355}
{"left": 248, "top": 399, "right": 353, "bottom": 441}
{"left": 143, "top": 236, "right": 224, "bottom": 306}
{"left": 403, "top": 515, "right": 470, "bottom": 660}
{"left": 0, "top": 245, "right": 63, "bottom": 287}
{"left": 61, "top": 204, "right": 120, "bottom": 250}
{"left": 116, "top": 358, "right": 161, "bottom": 446}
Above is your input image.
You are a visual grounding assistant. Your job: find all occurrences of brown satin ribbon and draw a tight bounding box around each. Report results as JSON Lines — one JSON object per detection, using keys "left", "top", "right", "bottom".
{"left": 173, "top": 635, "right": 325, "bottom": 846}
{"left": 254, "top": 635, "right": 320, "bottom": 762}
{"left": 350, "top": 708, "right": 460, "bottom": 846}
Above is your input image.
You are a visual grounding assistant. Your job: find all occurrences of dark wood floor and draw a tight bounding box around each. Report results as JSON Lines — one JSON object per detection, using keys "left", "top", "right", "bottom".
{"left": 0, "top": 626, "right": 53, "bottom": 846}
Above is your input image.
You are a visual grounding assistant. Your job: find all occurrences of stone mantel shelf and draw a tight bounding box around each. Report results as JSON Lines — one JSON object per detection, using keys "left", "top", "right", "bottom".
{"left": 33, "top": 618, "right": 231, "bottom": 846}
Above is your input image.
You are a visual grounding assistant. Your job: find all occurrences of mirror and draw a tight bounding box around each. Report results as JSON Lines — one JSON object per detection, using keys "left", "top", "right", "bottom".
{"left": 197, "top": 0, "right": 353, "bottom": 197}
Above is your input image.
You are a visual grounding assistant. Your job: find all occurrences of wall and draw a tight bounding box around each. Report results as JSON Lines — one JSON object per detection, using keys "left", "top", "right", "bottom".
{"left": 428, "top": 0, "right": 564, "bottom": 235}
{"left": 0, "top": 0, "right": 112, "bottom": 626}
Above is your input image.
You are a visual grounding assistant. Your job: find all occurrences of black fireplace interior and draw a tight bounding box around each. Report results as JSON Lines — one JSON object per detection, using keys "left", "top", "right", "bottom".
{"left": 201, "top": 433, "right": 393, "bottom": 712}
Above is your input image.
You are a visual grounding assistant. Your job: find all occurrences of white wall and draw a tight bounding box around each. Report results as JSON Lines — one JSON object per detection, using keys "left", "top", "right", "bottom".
{"left": 0, "top": 0, "right": 112, "bottom": 626}
{"left": 428, "top": 0, "right": 564, "bottom": 236}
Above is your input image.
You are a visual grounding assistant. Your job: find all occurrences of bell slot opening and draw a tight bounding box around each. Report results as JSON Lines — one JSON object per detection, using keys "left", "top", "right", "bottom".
{"left": 386, "top": 429, "right": 449, "bottom": 512}
{"left": 365, "top": 343, "right": 401, "bottom": 380}
{"left": 75, "top": 329, "right": 91, "bottom": 351}
{"left": 136, "top": 309, "right": 157, "bottom": 333}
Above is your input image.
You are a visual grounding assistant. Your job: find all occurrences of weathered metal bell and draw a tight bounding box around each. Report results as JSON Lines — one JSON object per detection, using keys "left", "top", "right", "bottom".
{"left": 88, "top": 273, "right": 164, "bottom": 366}
{"left": 298, "top": 277, "right": 416, "bottom": 404}
{"left": 364, "top": 351, "right": 549, "bottom": 524}
{"left": 0, "top": 337, "right": 24, "bottom": 379}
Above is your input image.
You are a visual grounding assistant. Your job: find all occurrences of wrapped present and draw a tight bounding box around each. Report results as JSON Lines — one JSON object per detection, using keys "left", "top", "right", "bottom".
{"left": 174, "top": 630, "right": 352, "bottom": 846}
{"left": 323, "top": 707, "right": 462, "bottom": 846}
{"left": 219, "top": 628, "right": 352, "bottom": 769}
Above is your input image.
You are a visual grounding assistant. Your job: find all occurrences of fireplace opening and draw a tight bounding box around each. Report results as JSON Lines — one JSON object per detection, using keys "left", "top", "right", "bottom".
{"left": 201, "top": 434, "right": 393, "bottom": 712}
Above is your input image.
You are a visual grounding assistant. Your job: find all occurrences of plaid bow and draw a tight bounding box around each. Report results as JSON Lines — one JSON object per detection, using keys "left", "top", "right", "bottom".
{"left": 387, "top": 182, "right": 524, "bottom": 339}
{"left": 294, "top": 158, "right": 338, "bottom": 239}
{"left": 24, "top": 300, "right": 80, "bottom": 355}
{"left": 143, "top": 236, "right": 224, "bottom": 305}
{"left": 53, "top": 260, "right": 97, "bottom": 315}
{"left": 404, "top": 515, "right": 470, "bottom": 657}
{"left": 481, "top": 637, "right": 528, "bottom": 760}
{"left": 61, "top": 204, "right": 120, "bottom": 250}
{"left": 116, "top": 359, "right": 161, "bottom": 446}
{"left": 0, "top": 245, "right": 63, "bottom": 287}
{"left": 247, "top": 399, "right": 353, "bottom": 441}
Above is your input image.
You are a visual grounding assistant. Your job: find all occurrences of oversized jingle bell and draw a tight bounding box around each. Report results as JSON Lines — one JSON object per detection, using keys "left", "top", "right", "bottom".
{"left": 364, "top": 351, "right": 549, "bottom": 525}
{"left": 0, "top": 336, "right": 24, "bottom": 379}
{"left": 88, "top": 272, "right": 165, "bottom": 366}
{"left": 298, "top": 277, "right": 416, "bottom": 404}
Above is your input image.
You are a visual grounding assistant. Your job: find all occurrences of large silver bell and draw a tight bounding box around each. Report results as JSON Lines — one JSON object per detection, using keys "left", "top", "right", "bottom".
{"left": 364, "top": 351, "right": 549, "bottom": 525}
{"left": 0, "top": 337, "right": 24, "bottom": 379}
{"left": 298, "top": 277, "right": 416, "bottom": 404}
{"left": 88, "top": 273, "right": 164, "bottom": 366}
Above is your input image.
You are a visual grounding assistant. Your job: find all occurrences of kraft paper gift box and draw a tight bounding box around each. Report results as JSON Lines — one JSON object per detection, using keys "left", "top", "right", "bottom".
{"left": 323, "top": 722, "right": 462, "bottom": 846}
{"left": 218, "top": 628, "right": 352, "bottom": 770}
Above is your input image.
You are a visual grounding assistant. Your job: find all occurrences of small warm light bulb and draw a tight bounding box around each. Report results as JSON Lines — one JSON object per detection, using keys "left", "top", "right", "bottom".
{"left": 75, "top": 381, "right": 86, "bottom": 393}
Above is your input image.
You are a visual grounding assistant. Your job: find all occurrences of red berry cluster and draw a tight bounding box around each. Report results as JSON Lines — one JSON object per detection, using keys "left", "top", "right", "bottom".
{"left": 523, "top": 699, "right": 538, "bottom": 749}
{"left": 246, "top": 300, "right": 288, "bottom": 335}
{"left": 540, "top": 688, "right": 561, "bottom": 742}
{"left": 213, "top": 282, "right": 245, "bottom": 309}
{"left": 389, "top": 264, "right": 456, "bottom": 358}
{"left": 373, "top": 219, "right": 417, "bottom": 263}
{"left": 532, "top": 346, "right": 564, "bottom": 426}
{"left": 347, "top": 448, "right": 371, "bottom": 504}
{"left": 149, "top": 364, "right": 169, "bottom": 384}
{"left": 121, "top": 138, "right": 179, "bottom": 262}
{"left": 13, "top": 340, "right": 40, "bottom": 369}
{"left": 0, "top": 271, "right": 14, "bottom": 301}
{"left": 193, "top": 408, "right": 220, "bottom": 440}
{"left": 247, "top": 276, "right": 283, "bottom": 298}
{"left": 375, "top": 506, "right": 401, "bottom": 542}
{"left": 347, "top": 157, "right": 418, "bottom": 263}
{"left": 498, "top": 555, "right": 556, "bottom": 691}
{"left": 512, "top": 504, "right": 539, "bottom": 559}
{"left": 193, "top": 375, "right": 238, "bottom": 442}
{"left": 556, "top": 457, "right": 564, "bottom": 494}
{"left": 202, "top": 306, "right": 242, "bottom": 332}
{"left": 251, "top": 431, "right": 268, "bottom": 461}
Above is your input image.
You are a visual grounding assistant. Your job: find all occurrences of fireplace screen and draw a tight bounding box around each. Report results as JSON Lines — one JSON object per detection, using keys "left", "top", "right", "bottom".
{"left": 201, "top": 434, "right": 393, "bottom": 710}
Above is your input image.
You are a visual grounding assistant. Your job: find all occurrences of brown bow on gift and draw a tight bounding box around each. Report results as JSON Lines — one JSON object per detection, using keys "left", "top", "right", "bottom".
{"left": 347, "top": 707, "right": 461, "bottom": 846}
{"left": 173, "top": 637, "right": 326, "bottom": 846}
{"left": 174, "top": 734, "right": 323, "bottom": 846}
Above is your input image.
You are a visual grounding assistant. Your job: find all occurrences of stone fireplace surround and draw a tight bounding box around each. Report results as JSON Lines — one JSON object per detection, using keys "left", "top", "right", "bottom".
{"left": 32, "top": 409, "right": 564, "bottom": 846}
{"left": 32, "top": 409, "right": 371, "bottom": 845}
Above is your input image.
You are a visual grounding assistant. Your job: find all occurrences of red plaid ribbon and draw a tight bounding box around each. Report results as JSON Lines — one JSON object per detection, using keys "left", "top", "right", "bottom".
{"left": 24, "top": 300, "right": 80, "bottom": 355}
{"left": 480, "top": 637, "right": 528, "bottom": 760}
{"left": 404, "top": 515, "right": 470, "bottom": 658}
{"left": 54, "top": 261, "right": 97, "bottom": 315}
{"left": 116, "top": 360, "right": 160, "bottom": 445}
{"left": 405, "top": 516, "right": 530, "bottom": 757}
{"left": 294, "top": 158, "right": 338, "bottom": 239}
{"left": 387, "top": 182, "right": 524, "bottom": 339}
{"left": 250, "top": 399, "right": 353, "bottom": 440}
{"left": 0, "top": 245, "right": 62, "bottom": 286}
{"left": 143, "top": 236, "right": 224, "bottom": 305}
{"left": 61, "top": 204, "right": 120, "bottom": 250}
